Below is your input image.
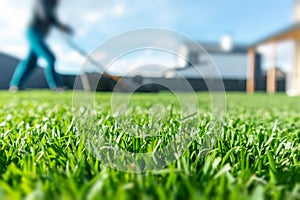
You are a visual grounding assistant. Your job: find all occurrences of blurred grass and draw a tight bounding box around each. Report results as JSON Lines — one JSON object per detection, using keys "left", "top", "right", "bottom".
{"left": 0, "top": 91, "right": 299, "bottom": 200}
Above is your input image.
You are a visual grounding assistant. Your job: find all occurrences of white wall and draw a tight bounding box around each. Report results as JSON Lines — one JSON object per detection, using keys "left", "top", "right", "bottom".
{"left": 210, "top": 54, "right": 247, "bottom": 79}
{"left": 173, "top": 53, "right": 247, "bottom": 79}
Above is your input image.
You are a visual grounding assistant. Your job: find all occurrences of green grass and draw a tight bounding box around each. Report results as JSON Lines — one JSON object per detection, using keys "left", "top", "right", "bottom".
{"left": 0, "top": 91, "right": 299, "bottom": 200}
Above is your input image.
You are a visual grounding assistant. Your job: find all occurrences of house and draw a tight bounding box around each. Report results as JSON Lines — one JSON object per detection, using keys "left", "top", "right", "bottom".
{"left": 247, "top": 0, "right": 300, "bottom": 95}
{"left": 164, "top": 40, "right": 250, "bottom": 79}
{"left": 154, "top": 39, "right": 263, "bottom": 91}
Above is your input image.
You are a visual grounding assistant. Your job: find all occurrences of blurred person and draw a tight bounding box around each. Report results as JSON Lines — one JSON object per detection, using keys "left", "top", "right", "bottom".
{"left": 9, "top": 0, "right": 73, "bottom": 91}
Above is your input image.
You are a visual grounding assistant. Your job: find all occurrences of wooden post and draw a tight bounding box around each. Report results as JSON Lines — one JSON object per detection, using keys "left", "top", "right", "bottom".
{"left": 267, "top": 43, "right": 276, "bottom": 94}
{"left": 267, "top": 67, "right": 276, "bottom": 93}
{"left": 246, "top": 48, "right": 256, "bottom": 93}
{"left": 292, "top": 40, "right": 300, "bottom": 95}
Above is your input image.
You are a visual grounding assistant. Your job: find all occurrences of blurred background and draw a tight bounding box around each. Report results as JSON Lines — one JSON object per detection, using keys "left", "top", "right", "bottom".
{"left": 0, "top": 0, "right": 299, "bottom": 93}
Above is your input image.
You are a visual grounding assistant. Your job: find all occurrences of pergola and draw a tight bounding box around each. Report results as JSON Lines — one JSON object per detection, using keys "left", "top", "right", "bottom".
{"left": 247, "top": 23, "right": 300, "bottom": 94}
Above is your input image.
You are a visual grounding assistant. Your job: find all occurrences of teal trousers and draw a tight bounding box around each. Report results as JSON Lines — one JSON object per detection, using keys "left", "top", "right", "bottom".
{"left": 10, "top": 28, "right": 62, "bottom": 89}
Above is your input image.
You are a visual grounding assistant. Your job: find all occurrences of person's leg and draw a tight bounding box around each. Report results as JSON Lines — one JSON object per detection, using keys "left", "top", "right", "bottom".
{"left": 9, "top": 51, "right": 38, "bottom": 88}
{"left": 28, "top": 29, "right": 62, "bottom": 89}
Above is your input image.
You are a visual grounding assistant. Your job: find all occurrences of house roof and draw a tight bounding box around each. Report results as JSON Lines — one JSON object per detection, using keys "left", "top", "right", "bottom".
{"left": 250, "top": 22, "right": 300, "bottom": 48}
{"left": 183, "top": 41, "right": 248, "bottom": 54}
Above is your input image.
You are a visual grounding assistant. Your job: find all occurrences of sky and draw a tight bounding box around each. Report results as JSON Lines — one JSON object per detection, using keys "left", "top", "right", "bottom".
{"left": 0, "top": 0, "right": 296, "bottom": 74}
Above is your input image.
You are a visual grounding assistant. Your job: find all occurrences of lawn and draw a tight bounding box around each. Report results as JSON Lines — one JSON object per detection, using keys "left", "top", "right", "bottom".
{"left": 0, "top": 91, "right": 299, "bottom": 200}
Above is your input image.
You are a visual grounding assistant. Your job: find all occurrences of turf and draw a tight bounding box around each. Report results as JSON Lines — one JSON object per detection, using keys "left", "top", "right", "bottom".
{"left": 0, "top": 91, "right": 299, "bottom": 200}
